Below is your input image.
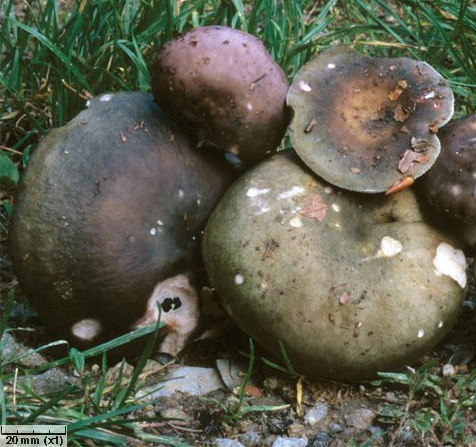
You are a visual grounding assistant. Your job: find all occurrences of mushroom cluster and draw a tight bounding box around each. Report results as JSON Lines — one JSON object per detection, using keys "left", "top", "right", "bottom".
{"left": 9, "top": 27, "right": 289, "bottom": 356}
{"left": 200, "top": 46, "right": 470, "bottom": 380}
{"left": 9, "top": 27, "right": 473, "bottom": 379}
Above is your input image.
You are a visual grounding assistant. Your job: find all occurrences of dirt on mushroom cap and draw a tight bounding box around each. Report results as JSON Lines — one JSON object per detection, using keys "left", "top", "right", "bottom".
{"left": 151, "top": 26, "right": 290, "bottom": 165}
{"left": 202, "top": 150, "right": 466, "bottom": 380}
{"left": 287, "top": 46, "right": 454, "bottom": 193}
{"left": 8, "top": 92, "right": 235, "bottom": 352}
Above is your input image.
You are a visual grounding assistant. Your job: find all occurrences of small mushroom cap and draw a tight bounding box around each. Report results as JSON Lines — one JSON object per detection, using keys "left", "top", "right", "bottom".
{"left": 287, "top": 47, "right": 454, "bottom": 193}
{"left": 9, "top": 92, "right": 234, "bottom": 350}
{"left": 203, "top": 150, "right": 466, "bottom": 380}
{"left": 419, "top": 114, "right": 476, "bottom": 250}
{"left": 151, "top": 26, "right": 289, "bottom": 165}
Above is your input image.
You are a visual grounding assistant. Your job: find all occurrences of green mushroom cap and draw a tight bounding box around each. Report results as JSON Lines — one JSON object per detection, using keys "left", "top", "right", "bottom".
{"left": 203, "top": 151, "right": 466, "bottom": 380}
{"left": 287, "top": 47, "right": 454, "bottom": 193}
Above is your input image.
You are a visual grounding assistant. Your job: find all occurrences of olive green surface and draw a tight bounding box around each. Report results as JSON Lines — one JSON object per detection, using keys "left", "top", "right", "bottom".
{"left": 203, "top": 151, "right": 466, "bottom": 380}
{"left": 9, "top": 92, "right": 234, "bottom": 349}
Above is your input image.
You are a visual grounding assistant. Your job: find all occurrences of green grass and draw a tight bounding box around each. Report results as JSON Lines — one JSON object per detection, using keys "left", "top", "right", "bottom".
{"left": 1, "top": 298, "right": 189, "bottom": 445}
{"left": 1, "top": 0, "right": 476, "bottom": 445}
{"left": 376, "top": 361, "right": 476, "bottom": 445}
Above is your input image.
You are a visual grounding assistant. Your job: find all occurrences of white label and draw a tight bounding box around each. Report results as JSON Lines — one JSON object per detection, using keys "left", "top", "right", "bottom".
{"left": 0, "top": 426, "right": 67, "bottom": 446}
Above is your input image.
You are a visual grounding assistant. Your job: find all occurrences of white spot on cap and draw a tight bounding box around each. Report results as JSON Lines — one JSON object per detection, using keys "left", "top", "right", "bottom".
{"left": 150, "top": 228, "right": 157, "bottom": 235}
{"left": 99, "top": 93, "right": 113, "bottom": 102}
{"left": 290, "top": 215, "right": 303, "bottom": 228}
{"left": 451, "top": 184, "right": 462, "bottom": 196}
{"left": 299, "top": 81, "right": 312, "bottom": 92}
{"left": 424, "top": 91, "right": 435, "bottom": 99}
{"left": 72, "top": 319, "right": 101, "bottom": 341}
{"left": 247, "top": 187, "right": 271, "bottom": 215}
{"left": 277, "top": 186, "right": 305, "bottom": 200}
{"left": 331, "top": 203, "right": 340, "bottom": 212}
{"left": 417, "top": 329, "right": 425, "bottom": 338}
{"left": 378, "top": 236, "right": 403, "bottom": 257}
{"left": 327, "top": 63, "right": 336, "bottom": 69}
{"left": 234, "top": 274, "right": 245, "bottom": 285}
{"left": 433, "top": 242, "right": 467, "bottom": 288}
{"left": 247, "top": 187, "right": 270, "bottom": 198}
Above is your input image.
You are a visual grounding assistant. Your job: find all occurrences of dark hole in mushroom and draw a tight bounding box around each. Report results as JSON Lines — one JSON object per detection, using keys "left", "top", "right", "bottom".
{"left": 161, "top": 296, "right": 182, "bottom": 312}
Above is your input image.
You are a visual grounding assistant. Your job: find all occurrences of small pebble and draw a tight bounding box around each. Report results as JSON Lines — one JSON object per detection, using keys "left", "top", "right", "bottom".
{"left": 309, "top": 432, "right": 332, "bottom": 447}
{"left": 213, "top": 439, "right": 245, "bottom": 447}
{"left": 398, "top": 424, "right": 415, "bottom": 442}
{"left": 272, "top": 437, "right": 308, "bottom": 447}
{"left": 367, "top": 425, "right": 383, "bottom": 436}
{"left": 386, "top": 391, "right": 400, "bottom": 403}
{"left": 263, "top": 376, "right": 279, "bottom": 391}
{"left": 238, "top": 431, "right": 260, "bottom": 447}
{"left": 304, "top": 402, "right": 329, "bottom": 426}
{"left": 267, "top": 417, "right": 293, "bottom": 435}
{"left": 344, "top": 407, "right": 375, "bottom": 430}
{"left": 442, "top": 363, "right": 456, "bottom": 377}
{"left": 328, "top": 422, "right": 343, "bottom": 433}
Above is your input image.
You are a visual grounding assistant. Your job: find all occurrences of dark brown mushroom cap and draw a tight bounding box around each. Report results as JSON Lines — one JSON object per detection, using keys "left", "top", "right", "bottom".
{"left": 287, "top": 46, "right": 454, "bottom": 193}
{"left": 151, "top": 26, "right": 289, "bottom": 165}
{"left": 419, "top": 114, "right": 476, "bottom": 249}
{"left": 9, "top": 92, "right": 235, "bottom": 350}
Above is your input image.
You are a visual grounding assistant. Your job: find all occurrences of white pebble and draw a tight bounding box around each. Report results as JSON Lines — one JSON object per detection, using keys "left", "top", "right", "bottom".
{"left": 442, "top": 364, "right": 456, "bottom": 376}
{"left": 72, "top": 319, "right": 101, "bottom": 341}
